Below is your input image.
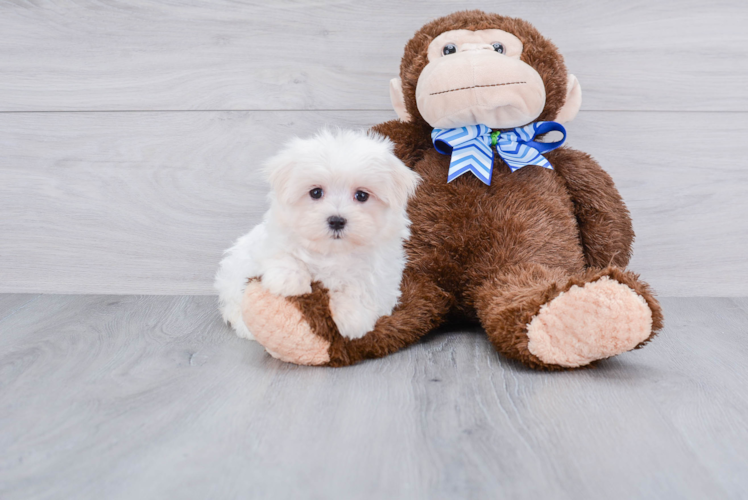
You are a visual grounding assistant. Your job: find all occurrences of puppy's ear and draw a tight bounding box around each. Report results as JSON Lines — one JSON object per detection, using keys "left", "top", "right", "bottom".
{"left": 366, "top": 133, "right": 421, "bottom": 208}
{"left": 262, "top": 139, "right": 303, "bottom": 204}
{"left": 386, "top": 154, "right": 421, "bottom": 209}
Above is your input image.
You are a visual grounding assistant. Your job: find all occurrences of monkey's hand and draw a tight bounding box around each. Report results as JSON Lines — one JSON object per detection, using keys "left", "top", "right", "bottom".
{"left": 242, "top": 280, "right": 332, "bottom": 366}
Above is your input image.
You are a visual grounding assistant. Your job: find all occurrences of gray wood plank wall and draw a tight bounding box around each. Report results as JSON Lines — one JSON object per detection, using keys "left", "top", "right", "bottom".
{"left": 1, "top": 1, "right": 746, "bottom": 295}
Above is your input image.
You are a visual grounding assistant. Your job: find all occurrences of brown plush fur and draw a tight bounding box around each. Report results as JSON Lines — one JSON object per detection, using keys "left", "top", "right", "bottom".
{"left": 262, "top": 10, "right": 663, "bottom": 368}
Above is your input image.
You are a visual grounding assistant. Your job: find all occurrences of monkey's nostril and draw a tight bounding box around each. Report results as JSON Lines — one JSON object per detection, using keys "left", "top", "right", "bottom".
{"left": 327, "top": 215, "right": 347, "bottom": 231}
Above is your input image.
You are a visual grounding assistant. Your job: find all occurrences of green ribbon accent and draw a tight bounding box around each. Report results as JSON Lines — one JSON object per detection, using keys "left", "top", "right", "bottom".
{"left": 490, "top": 130, "right": 501, "bottom": 147}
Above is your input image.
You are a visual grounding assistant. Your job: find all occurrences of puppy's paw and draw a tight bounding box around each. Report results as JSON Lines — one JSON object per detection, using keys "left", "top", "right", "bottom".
{"left": 219, "top": 298, "right": 256, "bottom": 341}
{"left": 333, "top": 315, "right": 372, "bottom": 340}
{"left": 261, "top": 266, "right": 313, "bottom": 297}
{"left": 230, "top": 317, "right": 255, "bottom": 341}
{"left": 329, "top": 293, "right": 378, "bottom": 340}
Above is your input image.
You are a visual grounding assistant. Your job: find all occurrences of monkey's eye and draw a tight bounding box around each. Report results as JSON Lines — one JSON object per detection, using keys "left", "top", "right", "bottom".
{"left": 354, "top": 190, "right": 369, "bottom": 203}
{"left": 309, "top": 188, "right": 323, "bottom": 199}
{"left": 491, "top": 42, "right": 505, "bottom": 54}
{"left": 442, "top": 43, "right": 457, "bottom": 56}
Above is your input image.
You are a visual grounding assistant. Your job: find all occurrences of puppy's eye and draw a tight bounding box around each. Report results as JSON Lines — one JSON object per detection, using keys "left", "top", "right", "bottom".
{"left": 309, "top": 188, "right": 323, "bottom": 199}
{"left": 442, "top": 43, "right": 457, "bottom": 56}
{"left": 354, "top": 191, "right": 369, "bottom": 203}
{"left": 491, "top": 42, "right": 504, "bottom": 54}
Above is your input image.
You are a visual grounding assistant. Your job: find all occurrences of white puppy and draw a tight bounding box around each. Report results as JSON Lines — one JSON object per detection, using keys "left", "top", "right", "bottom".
{"left": 215, "top": 129, "right": 420, "bottom": 340}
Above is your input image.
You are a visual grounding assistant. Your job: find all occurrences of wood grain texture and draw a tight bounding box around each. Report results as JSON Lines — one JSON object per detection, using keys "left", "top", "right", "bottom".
{"left": 1, "top": 294, "right": 747, "bottom": 499}
{"left": 0, "top": 0, "right": 746, "bottom": 112}
{"left": 1, "top": 110, "right": 746, "bottom": 296}
{"left": 0, "top": 294, "right": 39, "bottom": 322}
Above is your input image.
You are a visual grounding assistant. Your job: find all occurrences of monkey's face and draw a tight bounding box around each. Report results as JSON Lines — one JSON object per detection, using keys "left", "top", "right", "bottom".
{"left": 415, "top": 29, "right": 546, "bottom": 129}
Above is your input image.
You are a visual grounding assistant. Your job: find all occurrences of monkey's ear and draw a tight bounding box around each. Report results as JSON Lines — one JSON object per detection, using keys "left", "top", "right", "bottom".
{"left": 389, "top": 77, "right": 411, "bottom": 122}
{"left": 555, "top": 74, "right": 582, "bottom": 124}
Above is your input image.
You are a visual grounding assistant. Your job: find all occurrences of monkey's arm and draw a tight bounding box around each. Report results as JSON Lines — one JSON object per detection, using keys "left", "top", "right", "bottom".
{"left": 326, "top": 269, "right": 452, "bottom": 366}
{"left": 547, "top": 147, "right": 634, "bottom": 268}
{"left": 242, "top": 268, "right": 452, "bottom": 367}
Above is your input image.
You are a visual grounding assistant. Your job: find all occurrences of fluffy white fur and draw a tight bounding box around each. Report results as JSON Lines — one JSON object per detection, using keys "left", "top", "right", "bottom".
{"left": 215, "top": 129, "right": 421, "bottom": 340}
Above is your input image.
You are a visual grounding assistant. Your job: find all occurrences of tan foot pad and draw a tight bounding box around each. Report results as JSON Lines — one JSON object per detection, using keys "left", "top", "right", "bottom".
{"left": 242, "top": 281, "right": 330, "bottom": 366}
{"left": 527, "top": 276, "right": 653, "bottom": 367}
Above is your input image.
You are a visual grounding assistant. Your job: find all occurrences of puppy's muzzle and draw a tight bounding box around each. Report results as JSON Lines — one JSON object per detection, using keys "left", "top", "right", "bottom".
{"left": 327, "top": 215, "right": 347, "bottom": 232}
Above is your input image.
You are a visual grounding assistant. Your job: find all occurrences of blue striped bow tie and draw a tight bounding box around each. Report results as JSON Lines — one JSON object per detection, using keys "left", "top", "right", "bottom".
{"left": 431, "top": 121, "right": 567, "bottom": 185}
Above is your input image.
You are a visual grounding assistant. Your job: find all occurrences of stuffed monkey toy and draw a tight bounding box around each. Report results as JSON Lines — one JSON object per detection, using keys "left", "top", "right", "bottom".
{"left": 241, "top": 10, "right": 663, "bottom": 369}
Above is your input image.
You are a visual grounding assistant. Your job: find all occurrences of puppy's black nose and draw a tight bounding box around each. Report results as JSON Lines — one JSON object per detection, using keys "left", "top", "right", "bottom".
{"left": 327, "top": 215, "right": 347, "bottom": 231}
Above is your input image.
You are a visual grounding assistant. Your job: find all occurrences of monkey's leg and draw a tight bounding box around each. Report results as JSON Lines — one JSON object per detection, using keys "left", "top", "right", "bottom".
{"left": 473, "top": 264, "right": 663, "bottom": 370}
{"left": 242, "top": 270, "right": 453, "bottom": 367}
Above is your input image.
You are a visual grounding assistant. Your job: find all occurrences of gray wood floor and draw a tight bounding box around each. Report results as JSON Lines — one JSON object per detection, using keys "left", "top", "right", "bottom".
{"left": 2, "top": 1, "right": 748, "bottom": 499}
{"left": 1, "top": 294, "right": 747, "bottom": 499}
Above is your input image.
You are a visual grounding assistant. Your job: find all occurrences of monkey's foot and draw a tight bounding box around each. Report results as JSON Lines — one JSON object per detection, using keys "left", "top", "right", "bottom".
{"left": 526, "top": 275, "right": 654, "bottom": 368}
{"left": 242, "top": 281, "right": 330, "bottom": 365}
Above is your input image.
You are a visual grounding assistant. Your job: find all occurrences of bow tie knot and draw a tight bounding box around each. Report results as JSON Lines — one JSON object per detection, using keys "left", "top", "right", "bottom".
{"left": 431, "top": 122, "right": 567, "bottom": 185}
